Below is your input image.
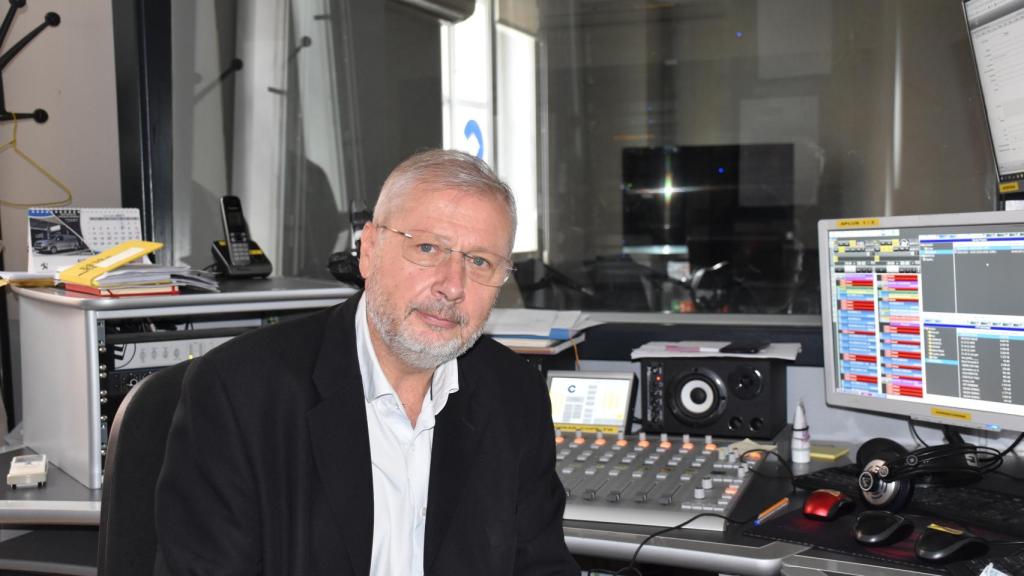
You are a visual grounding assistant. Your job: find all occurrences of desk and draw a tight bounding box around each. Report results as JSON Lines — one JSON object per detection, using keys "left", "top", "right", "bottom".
{"left": 0, "top": 448, "right": 99, "bottom": 576}
{"left": 14, "top": 278, "right": 354, "bottom": 490}
{"left": 0, "top": 449, "right": 1014, "bottom": 576}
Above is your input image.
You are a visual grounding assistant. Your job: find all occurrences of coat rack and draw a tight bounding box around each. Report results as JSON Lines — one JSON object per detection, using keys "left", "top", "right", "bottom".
{"left": 0, "top": 0, "right": 60, "bottom": 123}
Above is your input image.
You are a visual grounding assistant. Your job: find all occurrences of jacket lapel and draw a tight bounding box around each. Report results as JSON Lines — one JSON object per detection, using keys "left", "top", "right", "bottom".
{"left": 307, "top": 295, "right": 373, "bottom": 576}
{"left": 423, "top": 351, "right": 490, "bottom": 572}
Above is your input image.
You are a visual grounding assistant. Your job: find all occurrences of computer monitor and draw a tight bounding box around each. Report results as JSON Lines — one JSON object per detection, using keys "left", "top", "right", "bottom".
{"left": 963, "top": 0, "right": 1024, "bottom": 194}
{"left": 546, "top": 371, "right": 635, "bottom": 434}
{"left": 818, "top": 211, "right": 1024, "bottom": 433}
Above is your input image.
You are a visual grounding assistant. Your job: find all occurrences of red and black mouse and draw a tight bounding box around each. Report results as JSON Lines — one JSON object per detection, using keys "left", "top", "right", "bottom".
{"left": 803, "top": 489, "right": 854, "bottom": 520}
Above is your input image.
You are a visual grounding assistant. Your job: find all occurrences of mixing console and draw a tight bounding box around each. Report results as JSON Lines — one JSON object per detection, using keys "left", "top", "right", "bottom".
{"left": 556, "top": 431, "right": 760, "bottom": 531}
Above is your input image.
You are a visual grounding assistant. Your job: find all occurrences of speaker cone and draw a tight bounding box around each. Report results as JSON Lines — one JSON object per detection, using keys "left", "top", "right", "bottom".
{"left": 668, "top": 368, "right": 728, "bottom": 427}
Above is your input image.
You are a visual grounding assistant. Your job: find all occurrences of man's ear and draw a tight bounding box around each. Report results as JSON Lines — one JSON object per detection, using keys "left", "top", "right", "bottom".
{"left": 358, "top": 222, "right": 377, "bottom": 279}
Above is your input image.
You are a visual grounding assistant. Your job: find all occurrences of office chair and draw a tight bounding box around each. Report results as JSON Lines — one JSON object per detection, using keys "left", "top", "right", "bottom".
{"left": 97, "top": 361, "right": 189, "bottom": 576}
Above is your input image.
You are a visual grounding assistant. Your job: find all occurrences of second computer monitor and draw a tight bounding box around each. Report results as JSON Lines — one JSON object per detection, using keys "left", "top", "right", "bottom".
{"left": 818, "top": 211, "right": 1024, "bottom": 433}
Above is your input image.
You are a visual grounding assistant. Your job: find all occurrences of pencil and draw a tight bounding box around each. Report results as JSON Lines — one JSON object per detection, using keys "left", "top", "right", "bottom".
{"left": 753, "top": 496, "right": 790, "bottom": 526}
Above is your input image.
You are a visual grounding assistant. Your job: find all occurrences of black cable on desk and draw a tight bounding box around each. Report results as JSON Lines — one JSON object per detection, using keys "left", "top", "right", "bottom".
{"left": 611, "top": 448, "right": 798, "bottom": 576}
{"left": 997, "top": 432, "right": 1024, "bottom": 459}
{"left": 908, "top": 419, "right": 929, "bottom": 448}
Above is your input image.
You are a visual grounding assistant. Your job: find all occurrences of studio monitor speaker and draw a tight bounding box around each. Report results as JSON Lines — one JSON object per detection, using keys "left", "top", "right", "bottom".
{"left": 640, "top": 357, "right": 787, "bottom": 439}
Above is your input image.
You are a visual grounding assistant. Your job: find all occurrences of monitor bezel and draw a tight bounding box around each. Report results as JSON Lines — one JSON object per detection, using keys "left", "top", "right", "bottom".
{"left": 817, "top": 210, "right": 1024, "bottom": 433}
{"left": 546, "top": 370, "right": 636, "bottom": 434}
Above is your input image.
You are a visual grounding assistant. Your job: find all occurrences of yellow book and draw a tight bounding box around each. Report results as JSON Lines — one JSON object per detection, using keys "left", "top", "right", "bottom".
{"left": 58, "top": 240, "right": 163, "bottom": 288}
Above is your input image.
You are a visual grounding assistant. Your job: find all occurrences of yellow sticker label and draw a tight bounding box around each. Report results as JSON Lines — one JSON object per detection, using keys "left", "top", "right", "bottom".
{"left": 837, "top": 218, "right": 881, "bottom": 228}
{"left": 931, "top": 407, "right": 971, "bottom": 421}
{"left": 555, "top": 424, "right": 621, "bottom": 434}
{"left": 1000, "top": 182, "right": 1021, "bottom": 193}
{"left": 927, "top": 523, "right": 964, "bottom": 535}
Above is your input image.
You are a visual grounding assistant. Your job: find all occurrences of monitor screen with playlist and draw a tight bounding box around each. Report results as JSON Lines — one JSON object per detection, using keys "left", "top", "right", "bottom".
{"left": 547, "top": 371, "right": 634, "bottom": 434}
{"left": 818, "top": 211, "right": 1024, "bottom": 433}
{"left": 964, "top": 0, "right": 1024, "bottom": 189}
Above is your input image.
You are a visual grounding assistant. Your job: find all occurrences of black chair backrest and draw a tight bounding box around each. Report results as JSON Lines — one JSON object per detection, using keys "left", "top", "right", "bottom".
{"left": 97, "top": 361, "right": 189, "bottom": 576}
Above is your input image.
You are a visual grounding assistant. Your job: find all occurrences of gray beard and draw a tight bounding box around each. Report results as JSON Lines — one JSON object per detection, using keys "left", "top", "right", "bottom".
{"left": 365, "top": 287, "right": 486, "bottom": 370}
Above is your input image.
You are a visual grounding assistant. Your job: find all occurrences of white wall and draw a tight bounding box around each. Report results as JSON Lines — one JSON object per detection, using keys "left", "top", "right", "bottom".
{"left": 0, "top": 0, "right": 122, "bottom": 273}
{"left": 0, "top": 0, "right": 122, "bottom": 426}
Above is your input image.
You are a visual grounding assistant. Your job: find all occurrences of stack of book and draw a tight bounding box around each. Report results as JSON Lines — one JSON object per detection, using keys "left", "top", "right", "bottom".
{"left": 58, "top": 240, "right": 219, "bottom": 297}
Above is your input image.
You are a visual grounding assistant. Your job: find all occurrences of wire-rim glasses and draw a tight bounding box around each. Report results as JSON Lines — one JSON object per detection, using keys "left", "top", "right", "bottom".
{"left": 376, "top": 224, "right": 515, "bottom": 287}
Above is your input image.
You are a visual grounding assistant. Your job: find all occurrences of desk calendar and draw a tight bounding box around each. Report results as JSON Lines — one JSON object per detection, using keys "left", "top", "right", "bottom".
{"left": 27, "top": 208, "right": 143, "bottom": 273}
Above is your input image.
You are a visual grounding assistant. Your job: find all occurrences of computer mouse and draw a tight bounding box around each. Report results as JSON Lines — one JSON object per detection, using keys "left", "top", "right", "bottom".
{"left": 802, "top": 488, "right": 854, "bottom": 520}
{"left": 915, "top": 523, "right": 989, "bottom": 563}
{"left": 852, "top": 510, "right": 914, "bottom": 545}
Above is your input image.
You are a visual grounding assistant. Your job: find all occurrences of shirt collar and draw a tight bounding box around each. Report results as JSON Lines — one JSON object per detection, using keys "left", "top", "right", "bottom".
{"left": 355, "top": 297, "right": 459, "bottom": 416}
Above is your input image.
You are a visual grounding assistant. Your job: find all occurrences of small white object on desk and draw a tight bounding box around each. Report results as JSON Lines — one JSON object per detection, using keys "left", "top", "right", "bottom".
{"left": 7, "top": 454, "right": 48, "bottom": 489}
{"left": 791, "top": 401, "right": 811, "bottom": 464}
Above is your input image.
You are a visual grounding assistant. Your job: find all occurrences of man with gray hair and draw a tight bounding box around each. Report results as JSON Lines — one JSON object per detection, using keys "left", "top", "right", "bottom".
{"left": 155, "top": 149, "right": 578, "bottom": 575}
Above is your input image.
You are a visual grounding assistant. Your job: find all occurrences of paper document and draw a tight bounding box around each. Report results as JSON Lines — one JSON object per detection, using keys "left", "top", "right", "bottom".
{"left": 0, "top": 271, "right": 57, "bottom": 287}
{"left": 484, "top": 309, "right": 599, "bottom": 340}
{"left": 631, "top": 341, "right": 801, "bottom": 361}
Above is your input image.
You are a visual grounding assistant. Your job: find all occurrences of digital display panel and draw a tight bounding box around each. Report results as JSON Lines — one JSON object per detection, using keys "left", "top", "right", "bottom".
{"left": 547, "top": 371, "right": 635, "bottom": 434}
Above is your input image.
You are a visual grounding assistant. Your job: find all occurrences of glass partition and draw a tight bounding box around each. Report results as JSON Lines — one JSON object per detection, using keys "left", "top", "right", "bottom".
{"left": 156, "top": 0, "right": 997, "bottom": 316}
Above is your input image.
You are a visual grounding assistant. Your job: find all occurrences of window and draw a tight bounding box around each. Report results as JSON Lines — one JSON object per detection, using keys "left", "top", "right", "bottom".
{"left": 127, "top": 0, "right": 996, "bottom": 317}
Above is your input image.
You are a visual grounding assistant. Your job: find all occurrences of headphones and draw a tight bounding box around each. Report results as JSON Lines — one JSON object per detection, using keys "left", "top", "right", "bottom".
{"left": 856, "top": 437, "right": 1001, "bottom": 511}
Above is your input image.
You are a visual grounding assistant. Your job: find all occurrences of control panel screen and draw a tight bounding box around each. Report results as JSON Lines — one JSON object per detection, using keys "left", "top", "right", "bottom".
{"left": 820, "top": 213, "right": 1024, "bottom": 432}
{"left": 547, "top": 371, "right": 634, "bottom": 433}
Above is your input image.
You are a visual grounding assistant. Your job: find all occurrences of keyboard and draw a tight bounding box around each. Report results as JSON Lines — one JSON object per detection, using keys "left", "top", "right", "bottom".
{"left": 793, "top": 464, "right": 862, "bottom": 496}
{"left": 794, "top": 465, "right": 1024, "bottom": 538}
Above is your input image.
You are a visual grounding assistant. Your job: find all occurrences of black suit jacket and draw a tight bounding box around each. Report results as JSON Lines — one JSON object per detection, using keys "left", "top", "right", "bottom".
{"left": 154, "top": 293, "right": 578, "bottom": 575}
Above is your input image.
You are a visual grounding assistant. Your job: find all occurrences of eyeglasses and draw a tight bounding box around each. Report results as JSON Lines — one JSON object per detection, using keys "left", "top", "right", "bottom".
{"left": 376, "top": 225, "right": 515, "bottom": 287}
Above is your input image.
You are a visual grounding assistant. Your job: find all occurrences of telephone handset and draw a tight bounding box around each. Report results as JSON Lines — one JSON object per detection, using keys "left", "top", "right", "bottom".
{"left": 211, "top": 195, "right": 272, "bottom": 278}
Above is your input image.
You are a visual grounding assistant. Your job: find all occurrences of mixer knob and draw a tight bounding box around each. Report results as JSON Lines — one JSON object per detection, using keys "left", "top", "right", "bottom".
{"left": 701, "top": 476, "right": 713, "bottom": 490}
{"left": 737, "top": 466, "right": 748, "bottom": 480}
{"left": 615, "top": 432, "right": 628, "bottom": 448}
{"left": 704, "top": 434, "right": 717, "bottom": 451}
{"left": 728, "top": 452, "right": 738, "bottom": 464}
{"left": 658, "top": 432, "right": 671, "bottom": 450}
{"left": 683, "top": 433, "right": 691, "bottom": 444}
{"left": 637, "top": 431, "right": 650, "bottom": 449}
{"left": 573, "top": 430, "right": 586, "bottom": 445}
{"left": 693, "top": 487, "right": 706, "bottom": 500}
{"left": 593, "top": 431, "right": 607, "bottom": 447}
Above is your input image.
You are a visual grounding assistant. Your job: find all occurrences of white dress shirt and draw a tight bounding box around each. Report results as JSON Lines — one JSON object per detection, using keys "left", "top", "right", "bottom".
{"left": 355, "top": 298, "right": 460, "bottom": 576}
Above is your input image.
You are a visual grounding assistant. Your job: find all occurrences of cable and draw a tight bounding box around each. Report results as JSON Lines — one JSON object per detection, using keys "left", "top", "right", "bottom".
{"left": 908, "top": 419, "right": 929, "bottom": 448}
{"left": 612, "top": 512, "right": 732, "bottom": 576}
{"left": 997, "top": 432, "right": 1024, "bottom": 459}
{"left": 741, "top": 449, "right": 798, "bottom": 488}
